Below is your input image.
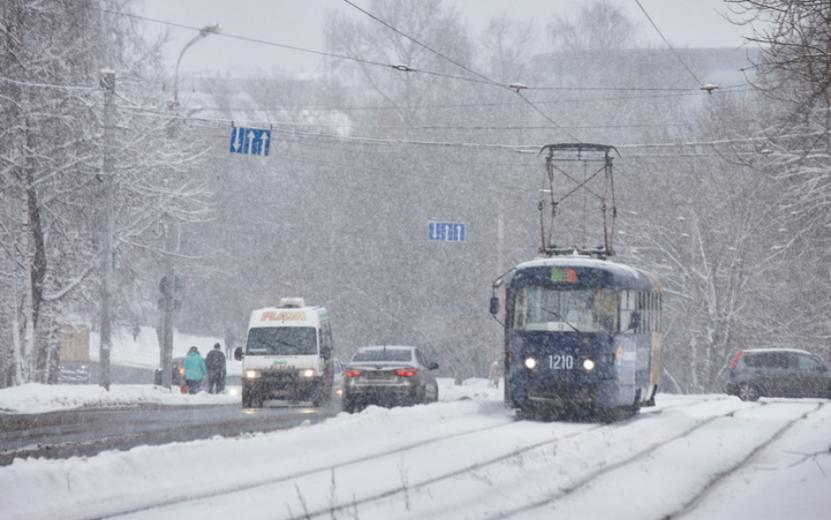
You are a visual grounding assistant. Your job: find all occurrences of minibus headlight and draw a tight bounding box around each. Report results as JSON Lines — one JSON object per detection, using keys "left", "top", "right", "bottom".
{"left": 524, "top": 357, "right": 538, "bottom": 370}
{"left": 582, "top": 358, "right": 596, "bottom": 371}
{"left": 301, "top": 369, "right": 315, "bottom": 378}
{"left": 244, "top": 370, "right": 261, "bottom": 379}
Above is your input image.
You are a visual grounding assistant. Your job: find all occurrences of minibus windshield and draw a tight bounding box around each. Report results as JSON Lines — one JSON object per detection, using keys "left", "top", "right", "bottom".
{"left": 246, "top": 327, "right": 317, "bottom": 355}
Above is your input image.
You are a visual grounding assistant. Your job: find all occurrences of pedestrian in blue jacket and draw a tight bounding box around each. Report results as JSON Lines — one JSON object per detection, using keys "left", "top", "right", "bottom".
{"left": 183, "top": 346, "right": 207, "bottom": 394}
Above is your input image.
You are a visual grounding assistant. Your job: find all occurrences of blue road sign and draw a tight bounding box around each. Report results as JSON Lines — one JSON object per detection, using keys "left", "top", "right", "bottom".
{"left": 428, "top": 222, "right": 465, "bottom": 242}
{"left": 230, "top": 126, "right": 271, "bottom": 157}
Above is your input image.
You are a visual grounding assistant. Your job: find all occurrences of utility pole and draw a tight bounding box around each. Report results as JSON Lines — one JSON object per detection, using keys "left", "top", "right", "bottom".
{"left": 159, "top": 220, "right": 180, "bottom": 389}
{"left": 99, "top": 68, "right": 116, "bottom": 390}
{"left": 158, "top": 23, "right": 220, "bottom": 389}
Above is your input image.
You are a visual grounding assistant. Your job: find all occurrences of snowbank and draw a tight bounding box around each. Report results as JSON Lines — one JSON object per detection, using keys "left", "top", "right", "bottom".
{"left": 437, "top": 377, "right": 502, "bottom": 401}
{"left": 0, "top": 384, "right": 237, "bottom": 414}
{"left": 0, "top": 399, "right": 509, "bottom": 520}
{"left": 0, "top": 377, "right": 494, "bottom": 415}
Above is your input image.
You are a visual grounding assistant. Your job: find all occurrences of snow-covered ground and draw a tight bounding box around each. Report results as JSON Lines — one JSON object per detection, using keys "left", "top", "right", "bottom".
{"left": 0, "top": 325, "right": 245, "bottom": 414}
{"left": 0, "top": 383, "right": 238, "bottom": 414}
{"left": 1, "top": 389, "right": 828, "bottom": 520}
{"left": 0, "top": 377, "right": 488, "bottom": 415}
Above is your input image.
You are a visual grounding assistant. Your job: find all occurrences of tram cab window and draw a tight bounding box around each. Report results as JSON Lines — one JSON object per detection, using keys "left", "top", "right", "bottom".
{"left": 513, "top": 286, "right": 617, "bottom": 333}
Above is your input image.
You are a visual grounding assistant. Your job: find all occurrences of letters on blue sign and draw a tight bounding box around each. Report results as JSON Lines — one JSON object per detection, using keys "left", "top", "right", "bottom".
{"left": 428, "top": 222, "right": 465, "bottom": 242}
{"left": 230, "top": 126, "right": 271, "bottom": 157}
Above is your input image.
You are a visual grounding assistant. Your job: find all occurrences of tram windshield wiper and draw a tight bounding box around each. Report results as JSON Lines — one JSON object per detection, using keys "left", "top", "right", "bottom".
{"left": 540, "top": 306, "right": 582, "bottom": 333}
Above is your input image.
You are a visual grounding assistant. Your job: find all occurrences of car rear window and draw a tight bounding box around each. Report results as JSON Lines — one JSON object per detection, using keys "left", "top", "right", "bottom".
{"left": 352, "top": 349, "right": 413, "bottom": 362}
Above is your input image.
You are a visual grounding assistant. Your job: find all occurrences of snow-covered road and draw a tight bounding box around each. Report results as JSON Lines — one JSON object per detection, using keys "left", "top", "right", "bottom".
{"left": 1, "top": 391, "right": 828, "bottom": 520}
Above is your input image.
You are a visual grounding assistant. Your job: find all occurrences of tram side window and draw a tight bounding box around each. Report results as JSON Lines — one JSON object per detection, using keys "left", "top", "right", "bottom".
{"left": 633, "top": 291, "right": 656, "bottom": 334}
{"left": 620, "top": 290, "right": 636, "bottom": 332}
{"left": 657, "top": 293, "right": 662, "bottom": 332}
{"left": 640, "top": 292, "right": 646, "bottom": 333}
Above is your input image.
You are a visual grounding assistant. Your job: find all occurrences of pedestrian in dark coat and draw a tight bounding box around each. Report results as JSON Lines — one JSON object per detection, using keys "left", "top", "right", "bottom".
{"left": 183, "top": 346, "right": 207, "bottom": 394}
{"left": 205, "top": 342, "right": 227, "bottom": 394}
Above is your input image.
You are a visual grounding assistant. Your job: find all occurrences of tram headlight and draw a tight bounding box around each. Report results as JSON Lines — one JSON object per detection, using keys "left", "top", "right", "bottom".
{"left": 582, "top": 358, "right": 596, "bottom": 371}
{"left": 524, "top": 357, "right": 538, "bottom": 370}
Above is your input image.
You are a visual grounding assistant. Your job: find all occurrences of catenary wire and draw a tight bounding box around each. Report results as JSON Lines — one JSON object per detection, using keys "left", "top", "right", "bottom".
{"left": 94, "top": 5, "right": 747, "bottom": 95}
{"left": 340, "top": 0, "right": 581, "bottom": 141}
{"left": 633, "top": 0, "right": 706, "bottom": 86}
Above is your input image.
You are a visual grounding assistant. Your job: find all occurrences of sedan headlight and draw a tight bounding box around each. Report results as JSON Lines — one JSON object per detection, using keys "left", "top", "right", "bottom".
{"left": 244, "top": 370, "right": 261, "bottom": 379}
{"left": 524, "top": 357, "right": 538, "bottom": 370}
{"left": 300, "top": 368, "right": 316, "bottom": 378}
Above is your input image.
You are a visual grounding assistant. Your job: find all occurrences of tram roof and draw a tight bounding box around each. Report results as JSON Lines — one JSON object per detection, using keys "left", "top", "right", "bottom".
{"left": 513, "top": 255, "right": 661, "bottom": 290}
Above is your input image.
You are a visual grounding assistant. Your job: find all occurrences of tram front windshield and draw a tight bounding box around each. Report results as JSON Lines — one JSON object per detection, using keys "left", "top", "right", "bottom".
{"left": 513, "top": 286, "right": 618, "bottom": 333}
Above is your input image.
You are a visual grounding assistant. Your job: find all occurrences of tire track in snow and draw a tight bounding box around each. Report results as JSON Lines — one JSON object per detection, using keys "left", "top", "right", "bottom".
{"left": 98, "top": 396, "right": 720, "bottom": 520}
{"left": 244, "top": 396, "right": 724, "bottom": 520}
{"left": 486, "top": 400, "right": 819, "bottom": 520}
{"left": 664, "top": 401, "right": 826, "bottom": 520}
{"left": 91, "top": 411, "right": 516, "bottom": 520}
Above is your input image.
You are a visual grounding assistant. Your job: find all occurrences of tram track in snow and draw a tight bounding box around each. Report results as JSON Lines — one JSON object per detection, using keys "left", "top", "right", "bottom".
{"left": 664, "top": 401, "right": 826, "bottom": 520}
{"left": 482, "top": 400, "right": 824, "bottom": 520}
{"left": 87, "top": 410, "right": 517, "bottom": 520}
{"left": 110, "top": 395, "right": 723, "bottom": 520}
{"left": 54, "top": 396, "right": 719, "bottom": 520}
{"left": 277, "top": 396, "right": 728, "bottom": 520}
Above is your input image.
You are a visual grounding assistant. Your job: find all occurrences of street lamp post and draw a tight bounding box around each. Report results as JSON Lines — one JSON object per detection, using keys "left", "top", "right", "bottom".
{"left": 159, "top": 23, "right": 220, "bottom": 389}
{"left": 170, "top": 24, "right": 221, "bottom": 111}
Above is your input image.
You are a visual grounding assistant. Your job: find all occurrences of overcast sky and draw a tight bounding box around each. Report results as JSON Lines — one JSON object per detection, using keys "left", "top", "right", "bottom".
{"left": 139, "top": 0, "right": 751, "bottom": 79}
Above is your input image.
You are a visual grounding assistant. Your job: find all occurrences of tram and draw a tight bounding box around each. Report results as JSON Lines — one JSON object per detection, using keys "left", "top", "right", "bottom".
{"left": 491, "top": 256, "right": 661, "bottom": 419}
{"left": 489, "top": 143, "right": 662, "bottom": 420}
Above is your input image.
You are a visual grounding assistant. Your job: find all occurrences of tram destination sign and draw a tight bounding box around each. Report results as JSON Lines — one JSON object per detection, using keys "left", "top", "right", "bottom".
{"left": 428, "top": 221, "right": 465, "bottom": 242}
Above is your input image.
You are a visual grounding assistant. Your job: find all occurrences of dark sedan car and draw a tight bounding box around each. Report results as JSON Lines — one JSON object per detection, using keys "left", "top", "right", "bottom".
{"left": 342, "top": 346, "right": 439, "bottom": 413}
{"left": 727, "top": 348, "right": 831, "bottom": 401}
{"left": 154, "top": 357, "right": 186, "bottom": 388}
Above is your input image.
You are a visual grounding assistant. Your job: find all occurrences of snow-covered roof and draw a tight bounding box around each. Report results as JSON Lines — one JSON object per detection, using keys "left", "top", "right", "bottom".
{"left": 515, "top": 255, "right": 643, "bottom": 279}
{"left": 509, "top": 255, "right": 662, "bottom": 290}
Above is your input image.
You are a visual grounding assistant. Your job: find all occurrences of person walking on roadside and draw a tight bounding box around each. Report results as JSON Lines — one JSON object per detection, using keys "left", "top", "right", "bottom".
{"left": 183, "top": 346, "right": 207, "bottom": 394}
{"left": 205, "top": 342, "right": 227, "bottom": 394}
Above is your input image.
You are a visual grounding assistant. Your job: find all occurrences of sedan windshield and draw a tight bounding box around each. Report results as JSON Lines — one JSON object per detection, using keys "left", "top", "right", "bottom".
{"left": 246, "top": 327, "right": 317, "bottom": 355}
{"left": 352, "top": 348, "right": 413, "bottom": 362}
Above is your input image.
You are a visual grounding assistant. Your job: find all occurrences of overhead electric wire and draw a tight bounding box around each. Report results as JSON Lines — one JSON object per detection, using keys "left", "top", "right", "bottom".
{"left": 95, "top": 5, "right": 744, "bottom": 96}
{"left": 94, "top": 7, "right": 496, "bottom": 88}
{"left": 341, "top": 0, "right": 502, "bottom": 88}
{"left": 157, "top": 84, "right": 752, "bottom": 115}
{"left": 116, "top": 104, "right": 733, "bottom": 131}
{"left": 633, "top": 0, "right": 706, "bottom": 87}
{"left": 159, "top": 111, "right": 825, "bottom": 154}
{"left": 108, "top": 99, "right": 820, "bottom": 153}
{"left": 340, "top": 0, "right": 583, "bottom": 141}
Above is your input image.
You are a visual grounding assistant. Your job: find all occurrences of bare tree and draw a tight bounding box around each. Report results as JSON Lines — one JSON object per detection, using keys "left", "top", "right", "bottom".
{"left": 725, "top": 0, "right": 831, "bottom": 361}
{"left": 0, "top": 1, "right": 212, "bottom": 387}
